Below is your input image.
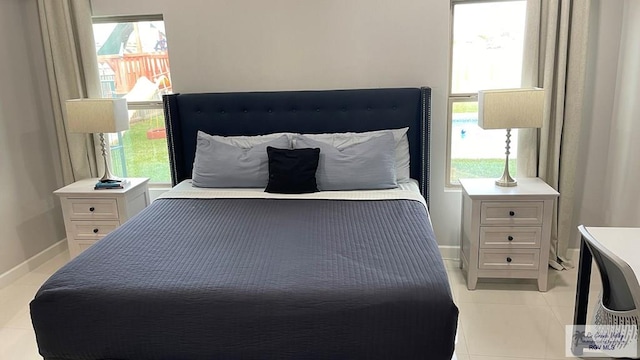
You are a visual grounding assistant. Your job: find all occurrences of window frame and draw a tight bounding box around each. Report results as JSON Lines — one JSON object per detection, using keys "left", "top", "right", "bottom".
{"left": 446, "top": 0, "right": 526, "bottom": 187}
{"left": 446, "top": 93, "right": 478, "bottom": 187}
{"left": 92, "top": 15, "right": 171, "bottom": 185}
{"left": 92, "top": 14, "right": 164, "bottom": 25}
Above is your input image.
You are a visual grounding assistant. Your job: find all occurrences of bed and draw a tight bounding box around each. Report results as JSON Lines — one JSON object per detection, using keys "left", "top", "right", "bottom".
{"left": 31, "top": 87, "right": 458, "bottom": 360}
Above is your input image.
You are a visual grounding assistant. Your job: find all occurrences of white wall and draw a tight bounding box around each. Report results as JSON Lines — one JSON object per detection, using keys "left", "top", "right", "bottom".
{"left": 93, "top": 1, "right": 449, "bottom": 93}
{"left": 92, "top": 0, "right": 462, "bottom": 247}
{"left": 0, "top": 0, "right": 66, "bottom": 274}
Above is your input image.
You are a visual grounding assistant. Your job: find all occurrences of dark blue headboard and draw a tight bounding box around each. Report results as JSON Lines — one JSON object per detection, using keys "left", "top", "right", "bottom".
{"left": 163, "top": 87, "right": 431, "bottom": 205}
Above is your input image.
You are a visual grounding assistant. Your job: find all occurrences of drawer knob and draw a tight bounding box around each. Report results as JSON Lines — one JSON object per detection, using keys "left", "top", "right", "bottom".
{"left": 508, "top": 236, "right": 514, "bottom": 241}
{"left": 93, "top": 228, "right": 99, "bottom": 234}
{"left": 506, "top": 257, "right": 512, "bottom": 263}
{"left": 509, "top": 211, "right": 515, "bottom": 216}
{"left": 89, "top": 207, "right": 95, "bottom": 212}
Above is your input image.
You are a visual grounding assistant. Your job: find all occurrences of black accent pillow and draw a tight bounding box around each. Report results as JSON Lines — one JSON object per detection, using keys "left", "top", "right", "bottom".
{"left": 265, "top": 147, "right": 320, "bottom": 194}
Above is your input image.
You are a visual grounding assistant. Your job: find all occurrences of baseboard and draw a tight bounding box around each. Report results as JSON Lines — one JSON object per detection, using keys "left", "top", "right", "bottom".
{"left": 439, "top": 245, "right": 580, "bottom": 262}
{"left": 439, "top": 245, "right": 460, "bottom": 260}
{"left": 0, "top": 239, "right": 67, "bottom": 289}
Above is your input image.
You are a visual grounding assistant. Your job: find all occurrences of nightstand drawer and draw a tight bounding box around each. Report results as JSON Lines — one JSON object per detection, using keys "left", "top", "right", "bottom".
{"left": 478, "top": 249, "right": 540, "bottom": 270}
{"left": 56, "top": 178, "right": 150, "bottom": 258}
{"left": 67, "top": 199, "right": 119, "bottom": 220}
{"left": 460, "top": 178, "right": 558, "bottom": 291}
{"left": 69, "top": 221, "right": 120, "bottom": 239}
{"left": 480, "top": 201, "right": 543, "bottom": 226}
{"left": 480, "top": 227, "right": 542, "bottom": 248}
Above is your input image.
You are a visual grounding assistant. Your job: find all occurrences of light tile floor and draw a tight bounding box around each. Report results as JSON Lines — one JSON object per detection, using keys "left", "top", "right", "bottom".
{"left": 448, "top": 259, "right": 610, "bottom": 360}
{"left": 0, "top": 252, "right": 611, "bottom": 359}
{"left": 0, "top": 252, "right": 70, "bottom": 360}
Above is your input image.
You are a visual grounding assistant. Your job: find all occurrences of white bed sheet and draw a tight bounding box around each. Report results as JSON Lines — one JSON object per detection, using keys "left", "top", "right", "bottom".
{"left": 159, "top": 179, "right": 426, "bottom": 209}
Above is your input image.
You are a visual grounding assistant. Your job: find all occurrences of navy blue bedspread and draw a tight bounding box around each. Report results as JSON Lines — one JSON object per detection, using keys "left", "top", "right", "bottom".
{"left": 31, "top": 198, "right": 458, "bottom": 360}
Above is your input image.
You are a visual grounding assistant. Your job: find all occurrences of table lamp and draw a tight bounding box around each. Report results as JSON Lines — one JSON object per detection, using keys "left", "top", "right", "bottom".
{"left": 65, "top": 98, "right": 129, "bottom": 183}
{"left": 478, "top": 88, "right": 544, "bottom": 187}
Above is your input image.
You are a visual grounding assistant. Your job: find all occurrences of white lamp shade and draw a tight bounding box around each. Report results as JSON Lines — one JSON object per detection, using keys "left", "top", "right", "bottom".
{"left": 478, "top": 88, "right": 544, "bottom": 129}
{"left": 65, "top": 98, "right": 129, "bottom": 133}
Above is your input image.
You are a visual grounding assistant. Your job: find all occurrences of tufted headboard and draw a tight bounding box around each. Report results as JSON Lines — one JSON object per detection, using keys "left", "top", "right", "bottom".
{"left": 163, "top": 87, "right": 432, "bottom": 205}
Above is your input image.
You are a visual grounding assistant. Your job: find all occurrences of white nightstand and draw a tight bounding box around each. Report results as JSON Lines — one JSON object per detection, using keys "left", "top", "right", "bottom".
{"left": 54, "top": 178, "right": 150, "bottom": 258}
{"left": 459, "top": 178, "right": 559, "bottom": 291}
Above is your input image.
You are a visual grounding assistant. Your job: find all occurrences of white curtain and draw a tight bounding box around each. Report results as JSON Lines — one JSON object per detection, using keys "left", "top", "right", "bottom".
{"left": 38, "top": 0, "right": 101, "bottom": 184}
{"left": 518, "top": 0, "right": 591, "bottom": 269}
{"left": 603, "top": 1, "right": 640, "bottom": 226}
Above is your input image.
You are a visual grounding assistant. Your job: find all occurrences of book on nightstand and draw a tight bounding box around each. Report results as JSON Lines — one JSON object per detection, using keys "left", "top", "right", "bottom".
{"left": 94, "top": 179, "right": 128, "bottom": 190}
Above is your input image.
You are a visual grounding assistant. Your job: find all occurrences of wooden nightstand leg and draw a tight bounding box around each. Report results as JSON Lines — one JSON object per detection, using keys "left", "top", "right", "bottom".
{"left": 467, "top": 273, "right": 478, "bottom": 290}
{"left": 538, "top": 274, "right": 548, "bottom": 292}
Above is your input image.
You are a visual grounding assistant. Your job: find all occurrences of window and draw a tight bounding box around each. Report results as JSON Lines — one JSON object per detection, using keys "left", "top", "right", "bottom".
{"left": 448, "top": 0, "right": 527, "bottom": 185}
{"left": 92, "top": 16, "right": 172, "bottom": 183}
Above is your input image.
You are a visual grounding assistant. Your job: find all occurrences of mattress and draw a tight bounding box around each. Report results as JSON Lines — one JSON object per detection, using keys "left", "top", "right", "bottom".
{"left": 31, "top": 182, "right": 458, "bottom": 360}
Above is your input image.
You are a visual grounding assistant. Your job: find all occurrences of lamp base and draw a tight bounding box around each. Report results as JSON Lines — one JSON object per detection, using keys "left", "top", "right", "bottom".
{"left": 495, "top": 128, "right": 517, "bottom": 187}
{"left": 98, "top": 132, "right": 122, "bottom": 183}
{"left": 495, "top": 177, "right": 517, "bottom": 187}
{"left": 99, "top": 174, "right": 123, "bottom": 183}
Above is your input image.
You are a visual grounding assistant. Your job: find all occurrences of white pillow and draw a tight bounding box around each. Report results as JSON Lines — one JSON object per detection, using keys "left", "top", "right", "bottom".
{"left": 192, "top": 131, "right": 291, "bottom": 188}
{"left": 299, "top": 128, "right": 410, "bottom": 182}
{"left": 207, "top": 132, "right": 294, "bottom": 149}
{"left": 295, "top": 133, "right": 397, "bottom": 191}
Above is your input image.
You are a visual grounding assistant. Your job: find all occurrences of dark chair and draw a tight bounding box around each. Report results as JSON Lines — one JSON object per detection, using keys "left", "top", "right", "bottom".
{"left": 578, "top": 225, "right": 640, "bottom": 358}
